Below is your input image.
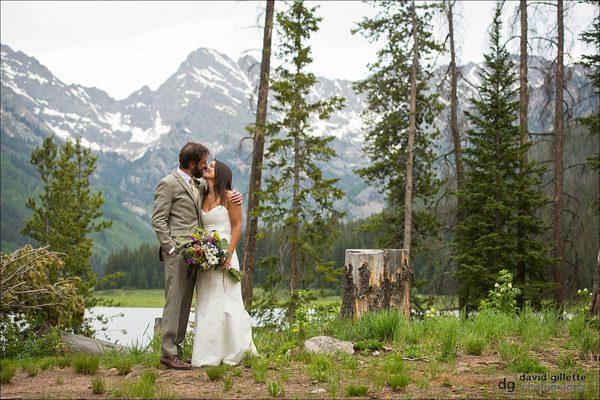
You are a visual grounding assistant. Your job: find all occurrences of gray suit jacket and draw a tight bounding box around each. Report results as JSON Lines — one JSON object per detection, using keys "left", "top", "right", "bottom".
{"left": 151, "top": 170, "right": 206, "bottom": 259}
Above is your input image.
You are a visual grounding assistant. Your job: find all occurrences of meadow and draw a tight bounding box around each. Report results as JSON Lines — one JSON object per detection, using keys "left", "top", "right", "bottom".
{"left": 1, "top": 307, "right": 598, "bottom": 399}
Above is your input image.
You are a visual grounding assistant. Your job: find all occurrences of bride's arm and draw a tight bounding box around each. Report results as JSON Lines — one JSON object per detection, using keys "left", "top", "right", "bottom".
{"left": 225, "top": 191, "right": 242, "bottom": 257}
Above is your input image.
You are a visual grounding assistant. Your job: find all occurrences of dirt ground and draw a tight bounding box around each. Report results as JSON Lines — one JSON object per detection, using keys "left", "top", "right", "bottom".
{"left": 2, "top": 349, "right": 598, "bottom": 400}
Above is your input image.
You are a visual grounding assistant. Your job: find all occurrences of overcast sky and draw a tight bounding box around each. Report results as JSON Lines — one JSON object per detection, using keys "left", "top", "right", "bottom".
{"left": 1, "top": 1, "right": 596, "bottom": 100}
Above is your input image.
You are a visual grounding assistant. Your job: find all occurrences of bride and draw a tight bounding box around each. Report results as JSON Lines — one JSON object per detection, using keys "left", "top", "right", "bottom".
{"left": 191, "top": 159, "right": 259, "bottom": 366}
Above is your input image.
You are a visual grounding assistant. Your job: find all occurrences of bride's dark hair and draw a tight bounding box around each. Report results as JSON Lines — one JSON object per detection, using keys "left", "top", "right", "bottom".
{"left": 208, "top": 159, "right": 233, "bottom": 206}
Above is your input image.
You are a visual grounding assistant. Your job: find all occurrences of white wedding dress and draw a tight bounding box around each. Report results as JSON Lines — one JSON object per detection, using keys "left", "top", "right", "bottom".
{"left": 191, "top": 204, "right": 258, "bottom": 366}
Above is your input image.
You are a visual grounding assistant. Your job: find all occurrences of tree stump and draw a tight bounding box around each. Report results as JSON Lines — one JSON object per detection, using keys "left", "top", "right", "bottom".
{"left": 340, "top": 249, "right": 412, "bottom": 320}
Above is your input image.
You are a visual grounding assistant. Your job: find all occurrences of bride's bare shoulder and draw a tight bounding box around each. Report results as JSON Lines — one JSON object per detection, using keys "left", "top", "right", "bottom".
{"left": 224, "top": 190, "right": 236, "bottom": 208}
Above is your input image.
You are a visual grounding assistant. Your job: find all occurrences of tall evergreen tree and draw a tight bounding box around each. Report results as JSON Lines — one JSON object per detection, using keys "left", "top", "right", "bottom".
{"left": 22, "top": 137, "right": 111, "bottom": 307}
{"left": 452, "top": 3, "right": 551, "bottom": 311}
{"left": 353, "top": 0, "right": 442, "bottom": 252}
{"left": 259, "top": 0, "right": 344, "bottom": 313}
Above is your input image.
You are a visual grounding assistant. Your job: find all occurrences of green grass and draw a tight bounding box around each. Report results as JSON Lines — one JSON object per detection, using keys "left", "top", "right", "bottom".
{"left": 72, "top": 353, "right": 100, "bottom": 375}
{"left": 20, "top": 359, "right": 40, "bottom": 377}
{"left": 386, "top": 373, "right": 410, "bottom": 391}
{"left": 94, "top": 287, "right": 340, "bottom": 308}
{"left": 223, "top": 375, "right": 233, "bottom": 392}
{"left": 251, "top": 358, "right": 269, "bottom": 383}
{"left": 464, "top": 335, "right": 486, "bottom": 355}
{"left": 91, "top": 377, "right": 106, "bottom": 394}
{"left": 346, "top": 384, "right": 368, "bottom": 397}
{"left": 204, "top": 364, "right": 229, "bottom": 381}
{"left": 94, "top": 289, "right": 176, "bottom": 307}
{"left": 0, "top": 359, "right": 17, "bottom": 383}
{"left": 306, "top": 354, "right": 332, "bottom": 383}
{"left": 266, "top": 380, "right": 284, "bottom": 397}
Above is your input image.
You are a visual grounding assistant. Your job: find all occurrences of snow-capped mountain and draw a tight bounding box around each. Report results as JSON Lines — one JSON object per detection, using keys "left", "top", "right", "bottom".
{"left": 1, "top": 43, "right": 594, "bottom": 259}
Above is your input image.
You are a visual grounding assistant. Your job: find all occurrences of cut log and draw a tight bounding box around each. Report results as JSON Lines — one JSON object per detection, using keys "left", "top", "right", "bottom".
{"left": 340, "top": 249, "right": 412, "bottom": 320}
{"left": 60, "top": 331, "right": 124, "bottom": 355}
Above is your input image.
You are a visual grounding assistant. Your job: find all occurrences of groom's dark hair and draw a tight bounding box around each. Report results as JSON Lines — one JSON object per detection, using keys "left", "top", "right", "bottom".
{"left": 179, "top": 142, "right": 209, "bottom": 168}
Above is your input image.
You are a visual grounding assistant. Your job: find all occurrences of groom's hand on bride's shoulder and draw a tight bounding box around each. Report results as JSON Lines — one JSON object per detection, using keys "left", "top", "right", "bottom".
{"left": 227, "top": 189, "right": 243, "bottom": 206}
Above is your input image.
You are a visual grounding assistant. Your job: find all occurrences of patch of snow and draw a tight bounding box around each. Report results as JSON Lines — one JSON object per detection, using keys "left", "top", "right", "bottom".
{"left": 27, "top": 72, "right": 48, "bottom": 84}
{"left": 214, "top": 104, "right": 237, "bottom": 116}
{"left": 45, "top": 122, "right": 70, "bottom": 140}
{"left": 4, "top": 81, "right": 36, "bottom": 102}
{"left": 130, "top": 111, "right": 170, "bottom": 143}
{"left": 185, "top": 90, "right": 202, "bottom": 97}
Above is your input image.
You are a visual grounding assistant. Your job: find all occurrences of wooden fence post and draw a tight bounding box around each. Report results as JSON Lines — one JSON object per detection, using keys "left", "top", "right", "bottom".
{"left": 341, "top": 249, "right": 412, "bottom": 320}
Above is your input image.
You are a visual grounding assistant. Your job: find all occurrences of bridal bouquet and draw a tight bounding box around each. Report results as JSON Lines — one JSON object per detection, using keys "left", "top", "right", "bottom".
{"left": 174, "top": 226, "right": 244, "bottom": 283}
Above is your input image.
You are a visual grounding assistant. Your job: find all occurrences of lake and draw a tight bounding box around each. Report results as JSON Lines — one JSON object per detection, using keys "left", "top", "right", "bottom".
{"left": 86, "top": 307, "right": 284, "bottom": 347}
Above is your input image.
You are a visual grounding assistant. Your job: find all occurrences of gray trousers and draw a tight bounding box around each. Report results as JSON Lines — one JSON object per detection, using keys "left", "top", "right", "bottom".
{"left": 161, "top": 250, "right": 197, "bottom": 357}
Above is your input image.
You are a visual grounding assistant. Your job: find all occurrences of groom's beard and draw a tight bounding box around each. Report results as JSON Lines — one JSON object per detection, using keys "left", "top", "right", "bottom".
{"left": 191, "top": 166, "right": 204, "bottom": 178}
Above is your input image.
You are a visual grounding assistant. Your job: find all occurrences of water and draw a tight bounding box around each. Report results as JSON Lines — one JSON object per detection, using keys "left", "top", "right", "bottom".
{"left": 86, "top": 306, "right": 284, "bottom": 347}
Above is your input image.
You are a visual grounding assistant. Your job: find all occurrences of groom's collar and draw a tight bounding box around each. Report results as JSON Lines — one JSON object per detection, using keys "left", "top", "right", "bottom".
{"left": 176, "top": 167, "right": 193, "bottom": 186}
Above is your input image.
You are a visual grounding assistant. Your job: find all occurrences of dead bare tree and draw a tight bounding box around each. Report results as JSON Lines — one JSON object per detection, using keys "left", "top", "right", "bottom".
{"left": 553, "top": 0, "right": 565, "bottom": 306}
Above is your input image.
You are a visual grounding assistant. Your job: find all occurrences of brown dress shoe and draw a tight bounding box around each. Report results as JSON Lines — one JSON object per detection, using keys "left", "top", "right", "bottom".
{"left": 160, "top": 355, "right": 192, "bottom": 370}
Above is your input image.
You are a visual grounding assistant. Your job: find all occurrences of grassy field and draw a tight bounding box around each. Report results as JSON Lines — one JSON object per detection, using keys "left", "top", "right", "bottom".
{"left": 1, "top": 308, "right": 598, "bottom": 399}
{"left": 94, "top": 288, "right": 459, "bottom": 310}
{"left": 94, "top": 288, "right": 342, "bottom": 308}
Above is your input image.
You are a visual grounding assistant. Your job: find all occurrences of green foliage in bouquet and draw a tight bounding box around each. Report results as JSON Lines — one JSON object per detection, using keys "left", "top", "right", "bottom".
{"left": 174, "top": 226, "right": 245, "bottom": 283}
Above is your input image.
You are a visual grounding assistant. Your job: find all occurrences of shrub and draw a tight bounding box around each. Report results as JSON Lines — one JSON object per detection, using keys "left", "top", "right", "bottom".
{"left": 72, "top": 353, "right": 100, "bottom": 375}
{"left": 479, "top": 269, "right": 520, "bottom": 314}
{"left": 266, "top": 380, "right": 284, "bottom": 397}
{"left": 0, "top": 359, "right": 17, "bottom": 383}
{"left": 346, "top": 384, "right": 368, "bottom": 397}
{"left": 91, "top": 377, "right": 106, "bottom": 394}
{"left": 464, "top": 335, "right": 486, "bottom": 355}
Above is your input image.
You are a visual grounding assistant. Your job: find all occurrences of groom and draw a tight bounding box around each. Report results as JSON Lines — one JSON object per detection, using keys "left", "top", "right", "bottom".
{"left": 151, "top": 142, "right": 242, "bottom": 370}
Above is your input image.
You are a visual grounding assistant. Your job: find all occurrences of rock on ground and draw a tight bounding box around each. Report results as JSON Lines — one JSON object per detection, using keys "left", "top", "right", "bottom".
{"left": 303, "top": 336, "right": 354, "bottom": 355}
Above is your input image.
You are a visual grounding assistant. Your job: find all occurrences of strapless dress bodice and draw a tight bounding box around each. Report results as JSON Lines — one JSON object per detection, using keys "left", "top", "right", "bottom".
{"left": 201, "top": 205, "right": 231, "bottom": 237}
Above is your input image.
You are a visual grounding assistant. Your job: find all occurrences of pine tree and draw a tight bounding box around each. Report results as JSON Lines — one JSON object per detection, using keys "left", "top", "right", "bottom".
{"left": 259, "top": 0, "right": 345, "bottom": 315}
{"left": 22, "top": 137, "right": 112, "bottom": 310}
{"left": 452, "top": 3, "right": 551, "bottom": 311}
{"left": 353, "top": 0, "right": 443, "bottom": 252}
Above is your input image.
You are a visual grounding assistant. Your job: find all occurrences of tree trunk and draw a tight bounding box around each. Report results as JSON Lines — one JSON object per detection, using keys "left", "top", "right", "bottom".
{"left": 516, "top": 0, "right": 529, "bottom": 291}
{"left": 290, "top": 132, "right": 300, "bottom": 295}
{"left": 446, "top": 0, "right": 464, "bottom": 221}
{"left": 590, "top": 250, "right": 600, "bottom": 317}
{"left": 553, "top": 0, "right": 565, "bottom": 307}
{"left": 400, "top": 0, "right": 418, "bottom": 315}
{"left": 341, "top": 249, "right": 412, "bottom": 320}
{"left": 241, "top": 0, "right": 275, "bottom": 308}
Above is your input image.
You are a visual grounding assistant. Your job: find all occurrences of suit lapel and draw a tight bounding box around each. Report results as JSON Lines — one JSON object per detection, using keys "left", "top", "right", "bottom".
{"left": 172, "top": 170, "right": 199, "bottom": 213}
{"left": 193, "top": 178, "right": 203, "bottom": 224}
